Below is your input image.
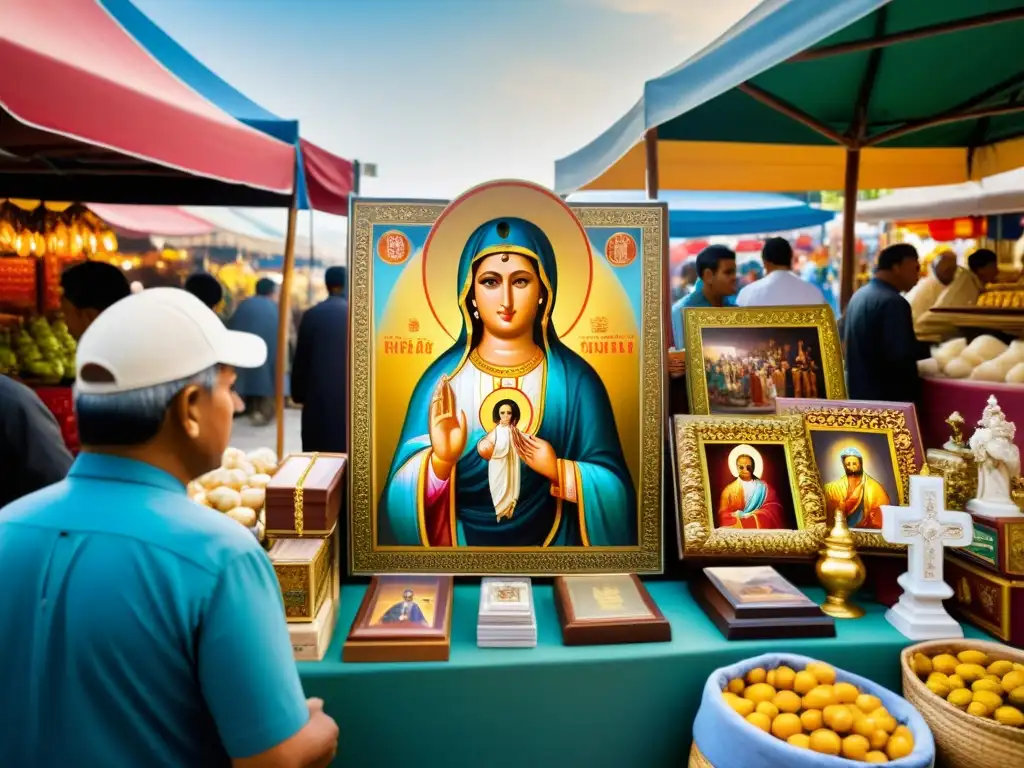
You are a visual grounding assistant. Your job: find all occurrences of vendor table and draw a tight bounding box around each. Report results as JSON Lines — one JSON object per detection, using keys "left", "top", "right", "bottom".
{"left": 298, "top": 582, "right": 989, "bottom": 768}
{"left": 919, "top": 378, "right": 1024, "bottom": 451}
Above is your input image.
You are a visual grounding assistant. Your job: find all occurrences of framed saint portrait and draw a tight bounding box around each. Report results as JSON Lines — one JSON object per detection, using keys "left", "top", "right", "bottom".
{"left": 683, "top": 306, "right": 845, "bottom": 416}
{"left": 348, "top": 180, "right": 668, "bottom": 574}
{"left": 348, "top": 574, "right": 452, "bottom": 640}
{"left": 776, "top": 399, "right": 922, "bottom": 552}
{"left": 674, "top": 415, "right": 827, "bottom": 558}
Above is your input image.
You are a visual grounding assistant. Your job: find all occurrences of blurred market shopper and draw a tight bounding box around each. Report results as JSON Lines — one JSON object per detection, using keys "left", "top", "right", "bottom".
{"left": 670, "top": 245, "right": 738, "bottom": 360}
{"left": 0, "top": 289, "right": 339, "bottom": 768}
{"left": 841, "top": 243, "right": 926, "bottom": 404}
{"left": 292, "top": 265, "right": 348, "bottom": 453}
{"left": 228, "top": 277, "right": 280, "bottom": 425}
{"left": 59, "top": 260, "right": 131, "bottom": 340}
{"left": 904, "top": 249, "right": 957, "bottom": 329}
{"left": 914, "top": 248, "right": 1001, "bottom": 339}
{"left": 0, "top": 375, "right": 73, "bottom": 508}
{"left": 735, "top": 237, "right": 826, "bottom": 308}
{"left": 185, "top": 270, "right": 226, "bottom": 311}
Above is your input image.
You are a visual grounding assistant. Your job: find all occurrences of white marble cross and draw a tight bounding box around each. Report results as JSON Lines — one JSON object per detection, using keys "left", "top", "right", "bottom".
{"left": 882, "top": 475, "right": 974, "bottom": 640}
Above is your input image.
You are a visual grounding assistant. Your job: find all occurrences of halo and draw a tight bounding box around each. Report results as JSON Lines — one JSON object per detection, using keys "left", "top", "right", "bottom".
{"left": 479, "top": 387, "right": 535, "bottom": 434}
{"left": 421, "top": 180, "right": 593, "bottom": 341}
{"left": 727, "top": 444, "right": 764, "bottom": 478}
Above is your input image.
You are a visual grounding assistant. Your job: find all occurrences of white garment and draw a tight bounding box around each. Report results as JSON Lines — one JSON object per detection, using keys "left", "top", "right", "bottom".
{"left": 735, "top": 270, "right": 827, "bottom": 308}
{"left": 488, "top": 424, "right": 521, "bottom": 520}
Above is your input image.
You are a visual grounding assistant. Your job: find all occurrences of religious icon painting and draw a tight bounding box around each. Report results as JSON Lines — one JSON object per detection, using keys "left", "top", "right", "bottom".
{"left": 348, "top": 180, "right": 669, "bottom": 575}
{"left": 776, "top": 399, "right": 923, "bottom": 553}
{"left": 553, "top": 574, "right": 670, "bottom": 645}
{"left": 674, "top": 415, "right": 828, "bottom": 559}
{"left": 343, "top": 575, "right": 453, "bottom": 663}
{"left": 683, "top": 306, "right": 845, "bottom": 416}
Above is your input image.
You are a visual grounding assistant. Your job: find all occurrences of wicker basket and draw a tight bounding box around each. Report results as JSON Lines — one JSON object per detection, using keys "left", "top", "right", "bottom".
{"left": 688, "top": 742, "right": 714, "bottom": 768}
{"left": 901, "top": 638, "right": 1024, "bottom": 768}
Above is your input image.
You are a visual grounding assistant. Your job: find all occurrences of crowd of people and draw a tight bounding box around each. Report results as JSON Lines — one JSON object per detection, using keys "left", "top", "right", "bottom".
{"left": 704, "top": 338, "right": 821, "bottom": 409}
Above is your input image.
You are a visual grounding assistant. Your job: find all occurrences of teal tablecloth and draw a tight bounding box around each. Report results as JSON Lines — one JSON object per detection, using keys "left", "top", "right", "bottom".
{"left": 298, "top": 583, "right": 988, "bottom": 768}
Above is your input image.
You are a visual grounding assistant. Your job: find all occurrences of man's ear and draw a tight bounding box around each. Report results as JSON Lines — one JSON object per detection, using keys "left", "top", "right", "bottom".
{"left": 171, "top": 385, "right": 204, "bottom": 440}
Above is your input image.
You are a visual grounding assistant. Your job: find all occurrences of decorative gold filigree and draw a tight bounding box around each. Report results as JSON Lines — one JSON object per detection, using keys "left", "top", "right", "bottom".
{"left": 924, "top": 448, "right": 977, "bottom": 514}
{"left": 1007, "top": 522, "right": 1024, "bottom": 575}
{"left": 674, "top": 414, "right": 828, "bottom": 558}
{"left": 347, "top": 199, "right": 667, "bottom": 575}
{"left": 780, "top": 405, "right": 917, "bottom": 554}
{"left": 683, "top": 306, "right": 846, "bottom": 416}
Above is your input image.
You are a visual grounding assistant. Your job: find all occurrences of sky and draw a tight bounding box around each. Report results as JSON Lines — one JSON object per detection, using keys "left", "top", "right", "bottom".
{"left": 133, "top": 0, "right": 761, "bottom": 201}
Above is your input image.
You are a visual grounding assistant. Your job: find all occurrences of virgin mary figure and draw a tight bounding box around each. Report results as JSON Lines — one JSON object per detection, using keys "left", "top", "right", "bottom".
{"left": 378, "top": 217, "right": 636, "bottom": 548}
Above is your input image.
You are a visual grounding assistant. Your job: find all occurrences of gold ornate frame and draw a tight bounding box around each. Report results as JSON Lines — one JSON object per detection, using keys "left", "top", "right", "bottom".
{"left": 348, "top": 197, "right": 668, "bottom": 574}
{"left": 683, "top": 306, "right": 846, "bottom": 416}
{"left": 674, "top": 415, "right": 828, "bottom": 559}
{"left": 779, "top": 404, "right": 916, "bottom": 553}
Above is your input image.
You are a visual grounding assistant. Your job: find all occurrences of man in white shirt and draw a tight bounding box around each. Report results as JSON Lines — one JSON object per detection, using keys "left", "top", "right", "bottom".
{"left": 735, "top": 237, "right": 826, "bottom": 307}
{"left": 904, "top": 250, "right": 957, "bottom": 325}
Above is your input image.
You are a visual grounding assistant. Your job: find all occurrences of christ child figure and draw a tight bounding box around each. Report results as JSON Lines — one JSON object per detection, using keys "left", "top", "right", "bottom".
{"left": 477, "top": 399, "right": 522, "bottom": 522}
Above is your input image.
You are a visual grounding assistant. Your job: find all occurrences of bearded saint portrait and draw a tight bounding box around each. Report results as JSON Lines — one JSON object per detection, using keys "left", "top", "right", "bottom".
{"left": 822, "top": 446, "right": 890, "bottom": 529}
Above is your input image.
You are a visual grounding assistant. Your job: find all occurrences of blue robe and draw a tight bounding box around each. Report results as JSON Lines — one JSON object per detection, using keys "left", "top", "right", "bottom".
{"left": 379, "top": 600, "right": 426, "bottom": 625}
{"left": 378, "top": 217, "right": 636, "bottom": 548}
{"left": 228, "top": 295, "right": 280, "bottom": 398}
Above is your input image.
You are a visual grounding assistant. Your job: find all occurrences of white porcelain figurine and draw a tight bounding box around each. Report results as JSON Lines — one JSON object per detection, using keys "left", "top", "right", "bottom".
{"left": 967, "top": 395, "right": 1022, "bottom": 519}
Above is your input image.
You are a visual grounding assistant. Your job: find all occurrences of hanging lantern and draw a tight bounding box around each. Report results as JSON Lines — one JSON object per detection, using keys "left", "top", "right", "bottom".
{"left": 100, "top": 229, "right": 118, "bottom": 253}
{"left": 0, "top": 220, "right": 15, "bottom": 251}
{"left": 14, "top": 232, "right": 31, "bottom": 258}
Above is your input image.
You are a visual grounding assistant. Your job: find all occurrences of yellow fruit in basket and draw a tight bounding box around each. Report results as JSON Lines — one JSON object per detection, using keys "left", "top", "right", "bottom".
{"left": 932, "top": 653, "right": 959, "bottom": 675}
{"left": 829, "top": 707, "right": 854, "bottom": 734}
{"left": 873, "top": 710, "right": 897, "bottom": 734}
{"left": 787, "top": 733, "right": 810, "bottom": 749}
{"left": 865, "top": 750, "right": 890, "bottom": 763}
{"left": 855, "top": 693, "right": 882, "bottom": 713}
{"left": 926, "top": 671, "right": 949, "bottom": 685}
{"left": 773, "top": 690, "right": 802, "bottom": 714}
{"left": 834, "top": 682, "right": 859, "bottom": 704}
{"left": 746, "top": 711, "right": 772, "bottom": 732}
{"left": 886, "top": 733, "right": 913, "bottom": 760}
{"left": 1002, "top": 670, "right": 1024, "bottom": 693}
{"left": 947, "top": 674, "right": 965, "bottom": 690}
{"left": 989, "top": 660, "right": 1014, "bottom": 677}
{"left": 801, "top": 709, "right": 823, "bottom": 731}
{"left": 774, "top": 666, "right": 796, "bottom": 691}
{"left": 967, "top": 701, "right": 990, "bottom": 717}
{"left": 973, "top": 689, "right": 1003, "bottom": 712}
{"left": 947, "top": 688, "right": 973, "bottom": 709}
{"left": 727, "top": 677, "right": 745, "bottom": 694}
{"left": 853, "top": 716, "right": 878, "bottom": 738}
{"left": 984, "top": 674, "right": 1003, "bottom": 686}
{"left": 725, "top": 694, "right": 755, "bottom": 717}
{"left": 1008, "top": 686, "right": 1024, "bottom": 707}
{"left": 926, "top": 679, "right": 950, "bottom": 698}
{"left": 956, "top": 663, "right": 987, "bottom": 683}
{"left": 746, "top": 667, "right": 767, "bottom": 685}
{"left": 772, "top": 712, "right": 802, "bottom": 740}
{"left": 807, "top": 661, "right": 837, "bottom": 685}
{"left": 793, "top": 670, "right": 818, "bottom": 695}
{"left": 994, "top": 706, "right": 1024, "bottom": 727}
{"left": 912, "top": 652, "right": 933, "bottom": 677}
{"left": 842, "top": 733, "right": 870, "bottom": 761}
{"left": 803, "top": 685, "right": 837, "bottom": 710}
{"left": 892, "top": 725, "right": 912, "bottom": 742}
{"left": 755, "top": 701, "right": 778, "bottom": 720}
{"left": 808, "top": 729, "right": 841, "bottom": 755}
{"left": 868, "top": 729, "right": 889, "bottom": 750}
{"left": 1014, "top": 663, "right": 1024, "bottom": 673}
{"left": 743, "top": 683, "right": 776, "bottom": 704}
{"left": 766, "top": 669, "right": 777, "bottom": 687}
{"left": 958, "top": 649, "right": 989, "bottom": 666}
{"left": 973, "top": 678, "right": 1003, "bottom": 695}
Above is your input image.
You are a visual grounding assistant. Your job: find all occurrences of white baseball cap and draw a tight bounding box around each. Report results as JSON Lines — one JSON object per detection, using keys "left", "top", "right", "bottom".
{"left": 75, "top": 287, "right": 268, "bottom": 395}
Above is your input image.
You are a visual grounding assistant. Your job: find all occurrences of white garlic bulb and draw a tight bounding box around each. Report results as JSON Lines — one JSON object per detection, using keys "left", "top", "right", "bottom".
{"left": 240, "top": 487, "right": 266, "bottom": 510}
{"left": 225, "top": 506, "right": 258, "bottom": 527}
{"left": 207, "top": 486, "right": 242, "bottom": 512}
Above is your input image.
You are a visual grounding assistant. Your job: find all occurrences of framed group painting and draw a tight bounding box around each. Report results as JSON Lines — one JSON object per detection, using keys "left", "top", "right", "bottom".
{"left": 673, "top": 415, "right": 828, "bottom": 559}
{"left": 348, "top": 180, "right": 668, "bottom": 575}
{"left": 683, "top": 306, "right": 845, "bottom": 416}
{"left": 777, "top": 398, "right": 923, "bottom": 553}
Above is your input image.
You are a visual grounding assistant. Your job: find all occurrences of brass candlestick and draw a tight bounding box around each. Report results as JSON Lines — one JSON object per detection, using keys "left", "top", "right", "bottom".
{"left": 816, "top": 508, "right": 866, "bottom": 619}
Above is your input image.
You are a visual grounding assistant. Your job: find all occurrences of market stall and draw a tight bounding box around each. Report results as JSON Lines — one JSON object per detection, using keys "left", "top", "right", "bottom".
{"left": 554, "top": 0, "right": 1024, "bottom": 310}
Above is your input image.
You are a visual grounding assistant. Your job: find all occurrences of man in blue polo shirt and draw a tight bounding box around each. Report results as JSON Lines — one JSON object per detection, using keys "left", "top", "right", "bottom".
{"left": 668, "top": 245, "right": 738, "bottom": 379}
{"left": 0, "top": 288, "right": 339, "bottom": 767}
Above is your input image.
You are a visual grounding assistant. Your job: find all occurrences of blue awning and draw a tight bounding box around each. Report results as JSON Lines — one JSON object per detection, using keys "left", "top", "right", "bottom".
{"left": 100, "top": 0, "right": 355, "bottom": 215}
{"left": 567, "top": 190, "right": 833, "bottom": 238}
{"left": 554, "top": 0, "right": 887, "bottom": 196}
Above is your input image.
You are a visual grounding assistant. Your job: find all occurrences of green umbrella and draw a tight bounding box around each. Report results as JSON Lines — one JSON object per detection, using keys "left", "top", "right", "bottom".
{"left": 556, "top": 0, "right": 1024, "bottom": 307}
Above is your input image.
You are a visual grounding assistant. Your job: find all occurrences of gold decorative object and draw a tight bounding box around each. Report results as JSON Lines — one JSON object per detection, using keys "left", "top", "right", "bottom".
{"left": 815, "top": 508, "right": 866, "bottom": 619}
{"left": 1012, "top": 476, "right": 1024, "bottom": 512}
{"left": 924, "top": 449, "right": 976, "bottom": 512}
{"left": 674, "top": 414, "right": 828, "bottom": 557}
{"left": 944, "top": 411, "right": 970, "bottom": 454}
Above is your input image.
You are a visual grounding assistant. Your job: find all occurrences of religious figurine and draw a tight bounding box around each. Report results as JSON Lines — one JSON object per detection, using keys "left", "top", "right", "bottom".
{"left": 882, "top": 475, "right": 973, "bottom": 640}
{"left": 943, "top": 411, "right": 970, "bottom": 455}
{"left": 966, "top": 395, "right": 1022, "bottom": 519}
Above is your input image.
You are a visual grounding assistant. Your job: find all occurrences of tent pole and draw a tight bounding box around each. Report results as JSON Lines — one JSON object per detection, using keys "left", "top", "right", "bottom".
{"left": 275, "top": 189, "right": 299, "bottom": 460}
{"left": 644, "top": 128, "right": 659, "bottom": 199}
{"left": 840, "top": 148, "right": 861, "bottom": 311}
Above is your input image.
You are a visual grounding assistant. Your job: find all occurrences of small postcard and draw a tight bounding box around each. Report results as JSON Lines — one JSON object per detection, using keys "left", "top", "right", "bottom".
{"left": 704, "top": 566, "right": 813, "bottom": 609}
